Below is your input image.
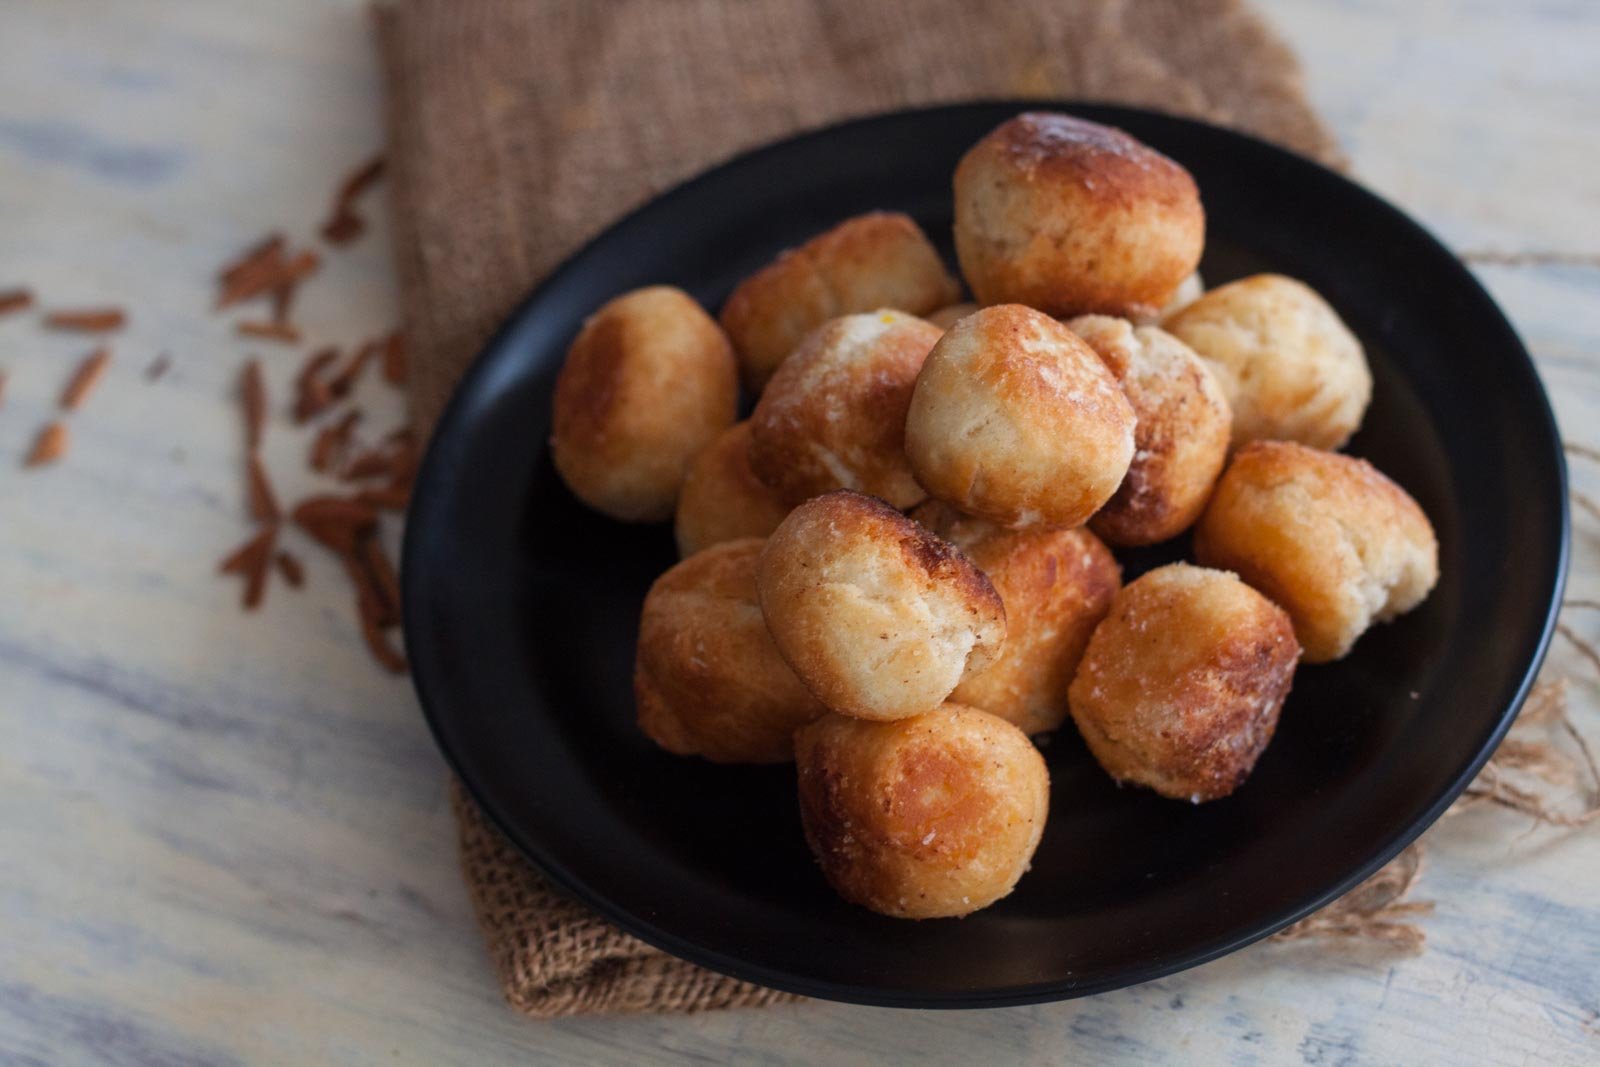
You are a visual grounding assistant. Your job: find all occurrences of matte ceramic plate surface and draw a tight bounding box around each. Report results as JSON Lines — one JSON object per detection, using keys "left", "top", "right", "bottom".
{"left": 401, "top": 103, "right": 1567, "bottom": 1008}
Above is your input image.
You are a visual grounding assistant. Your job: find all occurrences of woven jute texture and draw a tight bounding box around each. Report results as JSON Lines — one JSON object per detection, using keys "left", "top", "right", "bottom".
{"left": 377, "top": 0, "right": 1342, "bottom": 1019}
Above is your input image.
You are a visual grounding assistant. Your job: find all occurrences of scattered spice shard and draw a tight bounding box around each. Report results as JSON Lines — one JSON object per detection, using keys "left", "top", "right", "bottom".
{"left": 381, "top": 330, "right": 406, "bottom": 385}
{"left": 219, "top": 524, "right": 278, "bottom": 610}
{"left": 44, "top": 307, "right": 126, "bottom": 333}
{"left": 293, "top": 347, "right": 340, "bottom": 422}
{"left": 275, "top": 550, "right": 305, "bottom": 588}
{"left": 60, "top": 347, "right": 111, "bottom": 411}
{"left": 309, "top": 408, "right": 361, "bottom": 473}
{"left": 215, "top": 237, "right": 320, "bottom": 312}
{"left": 25, "top": 421, "right": 69, "bottom": 467}
{"left": 236, "top": 320, "right": 302, "bottom": 344}
{"left": 292, "top": 494, "right": 378, "bottom": 554}
{"left": 0, "top": 288, "right": 33, "bottom": 316}
{"left": 327, "top": 338, "right": 379, "bottom": 399}
{"left": 240, "top": 359, "right": 267, "bottom": 450}
{"left": 247, "top": 452, "right": 281, "bottom": 523}
{"left": 320, "top": 155, "right": 386, "bottom": 246}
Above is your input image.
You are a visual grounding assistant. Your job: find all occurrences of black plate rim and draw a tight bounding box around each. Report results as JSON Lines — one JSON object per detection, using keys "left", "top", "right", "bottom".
{"left": 401, "top": 100, "right": 1570, "bottom": 1009}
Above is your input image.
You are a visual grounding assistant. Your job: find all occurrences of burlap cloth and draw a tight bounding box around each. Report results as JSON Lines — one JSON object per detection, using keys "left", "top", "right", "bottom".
{"left": 376, "top": 0, "right": 1344, "bottom": 1018}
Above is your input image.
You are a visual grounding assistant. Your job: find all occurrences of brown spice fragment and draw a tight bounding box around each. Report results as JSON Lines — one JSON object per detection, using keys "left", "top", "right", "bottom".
{"left": 44, "top": 307, "right": 126, "bottom": 333}
{"left": 293, "top": 347, "right": 340, "bottom": 422}
{"left": 320, "top": 155, "right": 385, "bottom": 245}
{"left": 217, "top": 245, "right": 319, "bottom": 310}
{"left": 327, "top": 339, "right": 379, "bottom": 399}
{"left": 292, "top": 494, "right": 378, "bottom": 554}
{"left": 219, "top": 233, "right": 285, "bottom": 290}
{"left": 381, "top": 331, "right": 406, "bottom": 385}
{"left": 275, "top": 550, "right": 305, "bottom": 588}
{"left": 309, "top": 408, "right": 361, "bottom": 473}
{"left": 247, "top": 452, "right": 281, "bottom": 523}
{"left": 356, "top": 535, "right": 401, "bottom": 626}
{"left": 236, "top": 320, "right": 302, "bottom": 344}
{"left": 359, "top": 611, "right": 408, "bottom": 674}
{"left": 60, "top": 347, "right": 111, "bottom": 411}
{"left": 0, "top": 288, "right": 33, "bottom": 316}
{"left": 321, "top": 210, "right": 365, "bottom": 245}
{"left": 219, "top": 523, "right": 278, "bottom": 610}
{"left": 240, "top": 359, "right": 267, "bottom": 449}
{"left": 25, "top": 421, "right": 69, "bottom": 467}
{"left": 342, "top": 446, "right": 393, "bottom": 481}
{"left": 355, "top": 482, "right": 411, "bottom": 512}
{"left": 145, "top": 354, "right": 171, "bottom": 381}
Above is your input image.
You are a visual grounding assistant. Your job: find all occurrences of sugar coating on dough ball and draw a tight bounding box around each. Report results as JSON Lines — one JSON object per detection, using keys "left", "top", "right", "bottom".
{"left": 749, "top": 310, "right": 943, "bottom": 509}
{"left": 1194, "top": 440, "right": 1439, "bottom": 663}
{"left": 758, "top": 490, "right": 1005, "bottom": 721}
{"left": 1165, "top": 274, "right": 1371, "bottom": 450}
{"left": 953, "top": 112, "right": 1205, "bottom": 320}
{"left": 795, "top": 703, "right": 1049, "bottom": 919}
{"left": 1068, "top": 563, "right": 1299, "bottom": 802}
{"left": 675, "top": 422, "right": 791, "bottom": 557}
{"left": 720, "top": 212, "right": 961, "bottom": 391}
{"left": 925, "top": 302, "right": 980, "bottom": 330}
{"left": 905, "top": 304, "right": 1135, "bottom": 529}
{"left": 913, "top": 501, "right": 1120, "bottom": 735}
{"left": 636, "top": 539, "right": 828, "bottom": 763}
{"left": 1067, "top": 314, "right": 1232, "bottom": 546}
{"left": 551, "top": 285, "right": 738, "bottom": 521}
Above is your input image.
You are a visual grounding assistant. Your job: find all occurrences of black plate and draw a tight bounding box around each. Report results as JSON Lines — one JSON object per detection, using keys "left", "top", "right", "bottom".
{"left": 401, "top": 103, "right": 1568, "bottom": 1008}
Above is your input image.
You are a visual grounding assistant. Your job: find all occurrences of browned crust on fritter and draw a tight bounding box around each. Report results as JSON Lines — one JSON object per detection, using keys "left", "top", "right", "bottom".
{"left": 719, "top": 212, "right": 960, "bottom": 390}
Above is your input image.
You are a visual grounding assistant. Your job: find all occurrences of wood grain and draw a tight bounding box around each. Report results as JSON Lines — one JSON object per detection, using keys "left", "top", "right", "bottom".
{"left": 0, "top": 0, "right": 1595, "bottom": 1063}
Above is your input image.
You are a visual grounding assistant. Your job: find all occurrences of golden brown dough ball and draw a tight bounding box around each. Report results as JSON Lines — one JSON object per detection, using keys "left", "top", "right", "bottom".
{"left": 912, "top": 501, "right": 1120, "bottom": 735}
{"left": 551, "top": 286, "right": 738, "bottom": 521}
{"left": 795, "top": 703, "right": 1049, "bottom": 919}
{"left": 905, "top": 304, "right": 1135, "bottom": 529}
{"left": 1194, "top": 441, "right": 1439, "bottom": 663}
{"left": 1068, "top": 563, "right": 1299, "bottom": 802}
{"left": 1164, "top": 274, "right": 1371, "bottom": 450}
{"left": 758, "top": 491, "right": 1005, "bottom": 721}
{"left": 1066, "top": 315, "right": 1232, "bottom": 546}
{"left": 720, "top": 212, "right": 961, "bottom": 391}
{"left": 953, "top": 112, "right": 1204, "bottom": 320}
{"left": 635, "top": 539, "right": 828, "bottom": 763}
{"left": 748, "top": 311, "right": 943, "bottom": 509}
{"left": 925, "top": 302, "right": 979, "bottom": 330}
{"left": 674, "top": 422, "right": 791, "bottom": 557}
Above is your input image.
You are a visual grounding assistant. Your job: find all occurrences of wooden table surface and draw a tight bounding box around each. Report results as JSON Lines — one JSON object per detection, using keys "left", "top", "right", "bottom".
{"left": 2, "top": 1, "right": 1596, "bottom": 1063}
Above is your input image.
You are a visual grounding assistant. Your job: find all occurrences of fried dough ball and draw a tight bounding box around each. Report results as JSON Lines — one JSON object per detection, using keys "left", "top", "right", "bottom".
{"left": 953, "top": 112, "right": 1204, "bottom": 320}
{"left": 1164, "top": 274, "right": 1371, "bottom": 450}
{"left": 905, "top": 304, "right": 1135, "bottom": 528}
{"left": 674, "top": 422, "right": 791, "bottom": 557}
{"left": 1194, "top": 441, "right": 1439, "bottom": 663}
{"left": 926, "top": 302, "right": 980, "bottom": 330}
{"left": 720, "top": 212, "right": 961, "bottom": 391}
{"left": 635, "top": 539, "right": 827, "bottom": 763}
{"left": 551, "top": 286, "right": 738, "bottom": 521}
{"left": 1066, "top": 315, "right": 1232, "bottom": 546}
{"left": 748, "top": 311, "right": 943, "bottom": 508}
{"left": 795, "top": 704, "right": 1049, "bottom": 918}
{"left": 1068, "top": 563, "right": 1299, "bottom": 802}
{"left": 758, "top": 491, "right": 1005, "bottom": 721}
{"left": 912, "top": 501, "right": 1120, "bottom": 735}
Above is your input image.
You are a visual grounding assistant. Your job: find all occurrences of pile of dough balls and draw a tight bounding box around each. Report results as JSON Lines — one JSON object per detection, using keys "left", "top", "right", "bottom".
{"left": 547, "top": 111, "right": 1440, "bottom": 920}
